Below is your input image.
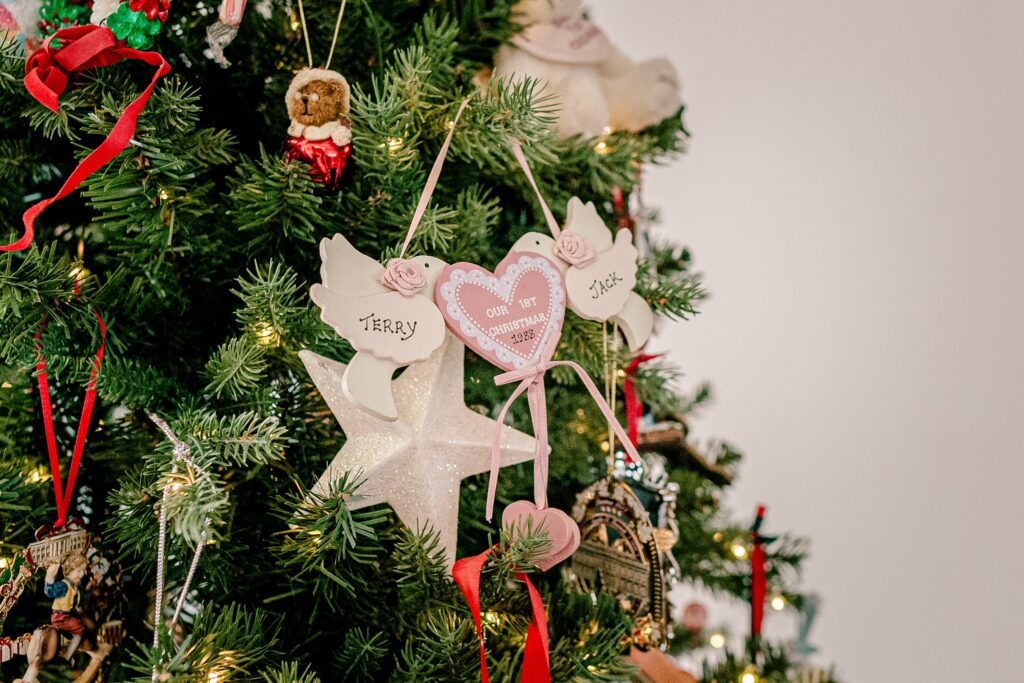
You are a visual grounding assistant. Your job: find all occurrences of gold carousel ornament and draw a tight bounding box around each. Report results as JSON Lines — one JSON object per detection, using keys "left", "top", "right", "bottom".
{"left": 566, "top": 461, "right": 679, "bottom": 649}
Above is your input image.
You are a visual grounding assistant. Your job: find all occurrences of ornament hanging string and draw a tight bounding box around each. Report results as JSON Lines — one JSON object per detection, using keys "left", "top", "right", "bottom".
{"left": 294, "top": 0, "right": 347, "bottom": 70}
{"left": 34, "top": 303, "right": 106, "bottom": 529}
{"left": 2, "top": 26, "right": 170, "bottom": 252}
{"left": 396, "top": 97, "right": 471, "bottom": 258}
{"left": 453, "top": 548, "right": 551, "bottom": 683}
{"left": 147, "top": 413, "right": 211, "bottom": 683}
{"left": 509, "top": 138, "right": 561, "bottom": 238}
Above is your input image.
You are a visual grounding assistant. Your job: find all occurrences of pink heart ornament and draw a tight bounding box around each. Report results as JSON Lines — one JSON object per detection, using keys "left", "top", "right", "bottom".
{"left": 502, "top": 500, "right": 581, "bottom": 572}
{"left": 435, "top": 253, "right": 566, "bottom": 371}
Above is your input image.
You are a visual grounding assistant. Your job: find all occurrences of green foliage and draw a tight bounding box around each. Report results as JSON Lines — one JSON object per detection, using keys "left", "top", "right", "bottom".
{"left": 0, "top": 0, "right": 826, "bottom": 680}
{"left": 261, "top": 662, "right": 322, "bottom": 683}
{"left": 701, "top": 642, "right": 843, "bottom": 683}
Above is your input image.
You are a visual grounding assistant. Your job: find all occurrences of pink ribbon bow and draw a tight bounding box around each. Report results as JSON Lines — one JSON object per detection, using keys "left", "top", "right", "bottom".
{"left": 486, "top": 338, "right": 645, "bottom": 520}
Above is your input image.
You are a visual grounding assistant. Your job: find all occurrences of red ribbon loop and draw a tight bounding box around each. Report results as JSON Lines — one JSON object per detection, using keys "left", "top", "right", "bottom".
{"left": 3, "top": 25, "right": 171, "bottom": 252}
{"left": 453, "top": 548, "right": 551, "bottom": 683}
{"left": 750, "top": 505, "right": 768, "bottom": 640}
{"left": 624, "top": 353, "right": 660, "bottom": 451}
{"left": 35, "top": 307, "right": 107, "bottom": 528}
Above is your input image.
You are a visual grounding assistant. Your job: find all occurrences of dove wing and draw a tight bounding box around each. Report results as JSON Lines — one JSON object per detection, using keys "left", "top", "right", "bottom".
{"left": 564, "top": 197, "right": 613, "bottom": 251}
{"left": 319, "top": 233, "right": 388, "bottom": 298}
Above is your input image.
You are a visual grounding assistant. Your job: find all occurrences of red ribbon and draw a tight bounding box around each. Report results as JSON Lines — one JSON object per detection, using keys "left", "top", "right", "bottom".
{"left": 750, "top": 505, "right": 767, "bottom": 639}
{"left": 2, "top": 25, "right": 170, "bottom": 252}
{"left": 453, "top": 548, "right": 551, "bottom": 683}
{"left": 623, "top": 353, "right": 660, "bottom": 452}
{"left": 34, "top": 306, "right": 107, "bottom": 528}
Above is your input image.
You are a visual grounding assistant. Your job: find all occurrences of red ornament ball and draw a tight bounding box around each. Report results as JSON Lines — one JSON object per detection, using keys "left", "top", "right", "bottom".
{"left": 285, "top": 137, "right": 351, "bottom": 191}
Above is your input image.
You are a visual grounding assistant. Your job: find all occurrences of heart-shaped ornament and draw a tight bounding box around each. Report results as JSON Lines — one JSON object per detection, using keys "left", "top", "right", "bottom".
{"left": 502, "top": 500, "right": 581, "bottom": 572}
{"left": 435, "top": 253, "right": 566, "bottom": 371}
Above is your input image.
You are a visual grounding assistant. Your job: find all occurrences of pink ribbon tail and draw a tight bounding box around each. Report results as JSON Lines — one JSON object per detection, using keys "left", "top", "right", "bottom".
{"left": 486, "top": 351, "right": 644, "bottom": 521}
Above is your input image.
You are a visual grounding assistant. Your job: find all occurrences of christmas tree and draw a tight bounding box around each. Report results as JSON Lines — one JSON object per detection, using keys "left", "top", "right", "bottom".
{"left": 0, "top": 0, "right": 837, "bottom": 681}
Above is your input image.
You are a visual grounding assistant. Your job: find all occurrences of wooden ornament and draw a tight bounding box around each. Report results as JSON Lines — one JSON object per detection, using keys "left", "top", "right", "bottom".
{"left": 511, "top": 198, "right": 654, "bottom": 351}
{"left": 311, "top": 233, "right": 447, "bottom": 421}
{"left": 502, "top": 500, "right": 581, "bottom": 572}
{"left": 435, "top": 252, "right": 566, "bottom": 371}
{"left": 628, "top": 647, "right": 699, "bottom": 683}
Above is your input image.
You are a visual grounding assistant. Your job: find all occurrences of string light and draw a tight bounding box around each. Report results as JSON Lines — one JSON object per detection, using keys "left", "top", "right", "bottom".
{"left": 254, "top": 322, "right": 281, "bottom": 347}
{"left": 731, "top": 543, "right": 748, "bottom": 559}
{"left": 28, "top": 466, "right": 49, "bottom": 484}
{"left": 593, "top": 126, "right": 614, "bottom": 155}
{"left": 708, "top": 632, "right": 726, "bottom": 648}
{"left": 0, "top": 558, "right": 8, "bottom": 569}
{"left": 482, "top": 611, "right": 500, "bottom": 625}
{"left": 771, "top": 595, "right": 787, "bottom": 611}
{"left": 740, "top": 665, "right": 759, "bottom": 683}
{"left": 159, "top": 189, "right": 170, "bottom": 201}
{"left": 386, "top": 136, "right": 404, "bottom": 154}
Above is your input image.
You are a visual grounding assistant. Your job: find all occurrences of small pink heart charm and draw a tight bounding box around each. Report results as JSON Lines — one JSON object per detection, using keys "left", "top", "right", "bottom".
{"left": 435, "top": 253, "right": 566, "bottom": 371}
{"left": 502, "top": 500, "right": 581, "bottom": 571}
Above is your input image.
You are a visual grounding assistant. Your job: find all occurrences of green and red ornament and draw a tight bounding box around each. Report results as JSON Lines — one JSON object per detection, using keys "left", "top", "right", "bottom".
{"left": 37, "top": 0, "right": 90, "bottom": 36}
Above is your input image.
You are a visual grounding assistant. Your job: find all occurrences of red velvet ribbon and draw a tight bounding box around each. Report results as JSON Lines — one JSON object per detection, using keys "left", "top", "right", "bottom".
{"left": 750, "top": 504, "right": 767, "bottom": 639}
{"left": 623, "top": 353, "right": 660, "bottom": 452}
{"left": 610, "top": 186, "right": 634, "bottom": 231}
{"left": 2, "top": 25, "right": 171, "bottom": 252}
{"left": 34, "top": 306, "right": 107, "bottom": 528}
{"left": 453, "top": 548, "right": 551, "bottom": 683}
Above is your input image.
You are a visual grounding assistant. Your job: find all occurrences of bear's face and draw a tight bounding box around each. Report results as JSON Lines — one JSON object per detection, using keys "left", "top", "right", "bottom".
{"left": 286, "top": 70, "right": 350, "bottom": 127}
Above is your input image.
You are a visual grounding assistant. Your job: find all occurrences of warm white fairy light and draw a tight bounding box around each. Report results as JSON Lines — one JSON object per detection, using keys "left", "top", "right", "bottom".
{"left": 0, "top": 558, "right": 8, "bottom": 569}
{"left": 771, "top": 595, "right": 786, "bottom": 611}
{"left": 731, "top": 543, "right": 748, "bottom": 559}
{"left": 741, "top": 673, "right": 757, "bottom": 683}
{"left": 708, "top": 632, "right": 726, "bottom": 648}
{"left": 254, "top": 322, "right": 281, "bottom": 347}
{"left": 386, "top": 136, "right": 404, "bottom": 153}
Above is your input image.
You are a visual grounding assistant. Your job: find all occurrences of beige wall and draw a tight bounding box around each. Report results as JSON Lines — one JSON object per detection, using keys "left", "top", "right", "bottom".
{"left": 592, "top": 1, "right": 1024, "bottom": 680}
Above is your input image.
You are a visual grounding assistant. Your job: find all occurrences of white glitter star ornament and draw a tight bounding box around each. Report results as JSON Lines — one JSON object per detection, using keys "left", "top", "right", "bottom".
{"left": 299, "top": 334, "right": 540, "bottom": 567}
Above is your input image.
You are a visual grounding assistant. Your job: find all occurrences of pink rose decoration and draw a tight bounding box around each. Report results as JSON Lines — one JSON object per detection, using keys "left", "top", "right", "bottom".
{"left": 380, "top": 258, "right": 427, "bottom": 296}
{"left": 553, "top": 230, "right": 597, "bottom": 266}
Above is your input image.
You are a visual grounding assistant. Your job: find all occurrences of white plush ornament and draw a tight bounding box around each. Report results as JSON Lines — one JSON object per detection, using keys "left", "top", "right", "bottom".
{"left": 0, "top": 0, "right": 41, "bottom": 43}
{"left": 310, "top": 233, "right": 448, "bottom": 421}
{"left": 300, "top": 334, "right": 538, "bottom": 567}
{"left": 512, "top": 198, "right": 654, "bottom": 350}
{"left": 89, "top": 0, "right": 120, "bottom": 25}
{"left": 492, "top": 0, "right": 682, "bottom": 138}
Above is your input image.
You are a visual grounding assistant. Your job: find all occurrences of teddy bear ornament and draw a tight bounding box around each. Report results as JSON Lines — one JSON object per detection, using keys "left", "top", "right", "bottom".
{"left": 285, "top": 67, "right": 353, "bottom": 191}
{"left": 493, "top": 0, "right": 682, "bottom": 138}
